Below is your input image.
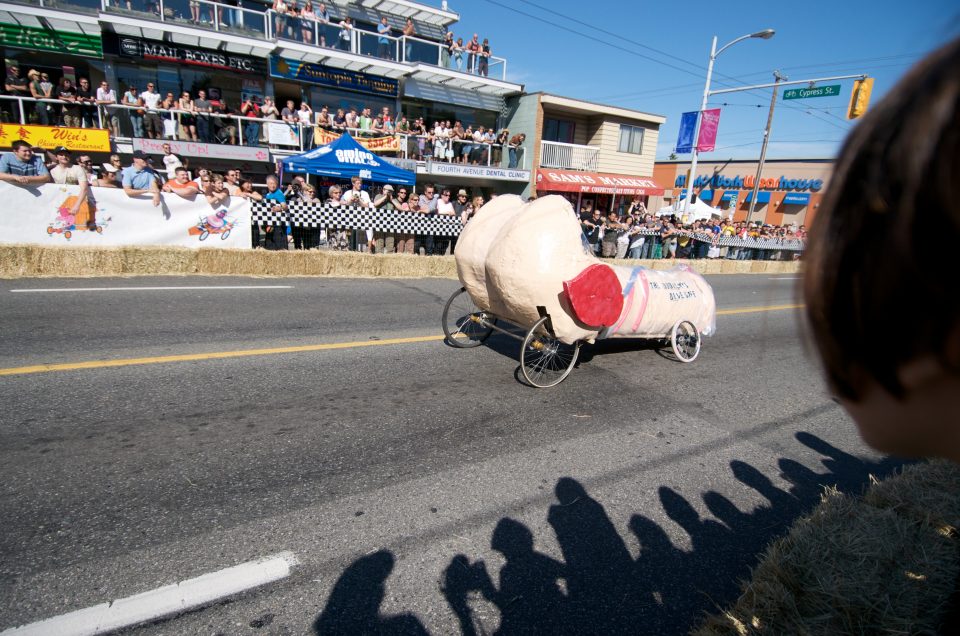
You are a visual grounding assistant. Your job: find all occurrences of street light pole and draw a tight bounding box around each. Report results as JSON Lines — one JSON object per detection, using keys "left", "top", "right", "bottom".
{"left": 682, "top": 29, "right": 775, "bottom": 221}
{"left": 747, "top": 70, "right": 786, "bottom": 225}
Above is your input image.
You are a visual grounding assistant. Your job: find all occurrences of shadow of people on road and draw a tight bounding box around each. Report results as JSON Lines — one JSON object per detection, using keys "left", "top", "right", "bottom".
{"left": 314, "top": 432, "right": 905, "bottom": 634}
{"left": 314, "top": 550, "right": 428, "bottom": 635}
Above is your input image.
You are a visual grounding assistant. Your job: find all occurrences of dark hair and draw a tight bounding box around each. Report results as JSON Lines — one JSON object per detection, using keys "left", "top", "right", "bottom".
{"left": 804, "top": 36, "right": 960, "bottom": 402}
{"left": 11, "top": 139, "right": 31, "bottom": 151}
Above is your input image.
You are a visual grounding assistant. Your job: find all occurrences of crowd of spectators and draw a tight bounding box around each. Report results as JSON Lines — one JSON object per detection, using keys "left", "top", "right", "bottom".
{"left": 579, "top": 197, "right": 806, "bottom": 261}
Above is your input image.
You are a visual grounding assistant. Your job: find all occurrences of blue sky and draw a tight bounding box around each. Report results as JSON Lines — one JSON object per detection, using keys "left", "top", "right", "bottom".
{"left": 445, "top": 0, "right": 959, "bottom": 161}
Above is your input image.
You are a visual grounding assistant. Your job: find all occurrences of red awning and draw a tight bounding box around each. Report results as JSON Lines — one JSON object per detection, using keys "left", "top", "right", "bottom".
{"left": 535, "top": 168, "right": 665, "bottom": 196}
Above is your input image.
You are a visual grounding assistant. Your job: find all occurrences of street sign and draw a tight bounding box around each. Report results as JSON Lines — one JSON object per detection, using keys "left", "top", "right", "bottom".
{"left": 783, "top": 85, "right": 842, "bottom": 100}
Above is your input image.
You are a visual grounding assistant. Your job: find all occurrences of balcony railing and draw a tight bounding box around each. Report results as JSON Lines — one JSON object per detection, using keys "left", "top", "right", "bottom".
{"left": 0, "top": 95, "right": 529, "bottom": 170}
{"left": 539, "top": 140, "right": 599, "bottom": 172}
{"left": 19, "top": 0, "right": 511, "bottom": 82}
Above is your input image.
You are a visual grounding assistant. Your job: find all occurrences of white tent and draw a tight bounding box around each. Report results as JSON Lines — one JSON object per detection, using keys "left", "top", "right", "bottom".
{"left": 657, "top": 196, "right": 722, "bottom": 222}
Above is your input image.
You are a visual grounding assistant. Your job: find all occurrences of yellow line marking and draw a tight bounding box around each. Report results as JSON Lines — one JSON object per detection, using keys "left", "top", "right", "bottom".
{"left": 717, "top": 303, "right": 804, "bottom": 316}
{"left": 0, "top": 304, "right": 803, "bottom": 377}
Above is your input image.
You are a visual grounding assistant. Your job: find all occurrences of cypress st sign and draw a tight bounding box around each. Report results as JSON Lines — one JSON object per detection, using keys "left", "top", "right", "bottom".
{"left": 783, "top": 85, "right": 841, "bottom": 100}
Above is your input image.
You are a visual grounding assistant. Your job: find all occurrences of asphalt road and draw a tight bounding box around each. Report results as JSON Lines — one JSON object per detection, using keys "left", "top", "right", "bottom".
{"left": 0, "top": 275, "right": 901, "bottom": 635}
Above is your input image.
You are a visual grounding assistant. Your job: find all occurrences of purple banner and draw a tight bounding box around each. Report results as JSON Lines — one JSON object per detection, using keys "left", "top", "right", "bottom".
{"left": 675, "top": 111, "right": 698, "bottom": 154}
{"left": 696, "top": 108, "right": 721, "bottom": 152}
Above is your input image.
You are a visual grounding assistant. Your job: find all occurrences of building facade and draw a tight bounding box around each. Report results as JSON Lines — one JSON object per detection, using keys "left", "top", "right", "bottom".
{"left": 652, "top": 158, "right": 834, "bottom": 227}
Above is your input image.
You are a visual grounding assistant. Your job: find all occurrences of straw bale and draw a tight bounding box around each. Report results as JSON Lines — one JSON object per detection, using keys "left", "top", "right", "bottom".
{"left": 694, "top": 461, "right": 960, "bottom": 635}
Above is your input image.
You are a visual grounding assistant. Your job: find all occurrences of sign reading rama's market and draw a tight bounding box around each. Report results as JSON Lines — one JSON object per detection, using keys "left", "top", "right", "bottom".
{"left": 117, "top": 38, "right": 265, "bottom": 74}
{"left": 0, "top": 23, "right": 102, "bottom": 58}
{"left": 270, "top": 57, "right": 398, "bottom": 98}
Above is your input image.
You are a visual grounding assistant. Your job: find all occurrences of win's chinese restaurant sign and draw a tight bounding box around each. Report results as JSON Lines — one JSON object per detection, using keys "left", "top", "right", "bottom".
{"left": 0, "top": 124, "right": 111, "bottom": 152}
{"left": 0, "top": 23, "right": 103, "bottom": 58}
{"left": 270, "top": 57, "right": 398, "bottom": 98}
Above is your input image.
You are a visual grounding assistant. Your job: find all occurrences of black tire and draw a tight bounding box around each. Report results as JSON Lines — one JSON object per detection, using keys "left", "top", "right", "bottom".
{"left": 671, "top": 320, "right": 701, "bottom": 362}
{"left": 520, "top": 316, "right": 580, "bottom": 388}
{"left": 441, "top": 287, "right": 494, "bottom": 348}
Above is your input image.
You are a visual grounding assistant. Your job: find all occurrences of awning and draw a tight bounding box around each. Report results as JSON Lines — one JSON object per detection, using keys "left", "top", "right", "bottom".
{"left": 744, "top": 191, "right": 771, "bottom": 203}
{"left": 680, "top": 188, "right": 713, "bottom": 202}
{"left": 538, "top": 169, "right": 664, "bottom": 196}
{"left": 782, "top": 192, "right": 811, "bottom": 205}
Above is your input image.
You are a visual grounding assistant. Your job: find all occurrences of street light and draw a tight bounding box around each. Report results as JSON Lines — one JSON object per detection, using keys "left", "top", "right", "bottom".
{"left": 682, "top": 29, "right": 775, "bottom": 220}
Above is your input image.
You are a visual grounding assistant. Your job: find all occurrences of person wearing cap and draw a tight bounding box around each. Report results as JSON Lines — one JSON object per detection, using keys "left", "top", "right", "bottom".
{"left": 96, "top": 162, "right": 120, "bottom": 188}
{"left": 340, "top": 175, "right": 373, "bottom": 251}
{"left": 122, "top": 150, "right": 161, "bottom": 207}
{"left": 3, "top": 65, "right": 27, "bottom": 123}
{"left": 50, "top": 146, "right": 96, "bottom": 229}
{"left": 0, "top": 139, "right": 51, "bottom": 185}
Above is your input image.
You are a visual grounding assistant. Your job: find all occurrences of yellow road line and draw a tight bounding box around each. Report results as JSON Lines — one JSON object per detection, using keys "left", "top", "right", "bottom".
{"left": 717, "top": 303, "right": 804, "bottom": 316}
{"left": 0, "top": 304, "right": 803, "bottom": 377}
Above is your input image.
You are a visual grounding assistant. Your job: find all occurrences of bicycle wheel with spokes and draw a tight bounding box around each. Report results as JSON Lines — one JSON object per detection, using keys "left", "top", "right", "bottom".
{"left": 441, "top": 287, "right": 495, "bottom": 348}
{"left": 671, "top": 320, "right": 701, "bottom": 362}
{"left": 520, "top": 316, "right": 580, "bottom": 388}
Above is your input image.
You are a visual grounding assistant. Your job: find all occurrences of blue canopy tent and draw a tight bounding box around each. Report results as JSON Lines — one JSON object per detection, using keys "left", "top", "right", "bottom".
{"left": 280, "top": 133, "right": 415, "bottom": 186}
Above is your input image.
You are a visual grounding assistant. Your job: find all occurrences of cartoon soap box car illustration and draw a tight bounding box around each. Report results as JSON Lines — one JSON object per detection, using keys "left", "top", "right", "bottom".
{"left": 189, "top": 207, "right": 236, "bottom": 241}
{"left": 47, "top": 195, "right": 102, "bottom": 240}
{"left": 442, "top": 194, "right": 717, "bottom": 387}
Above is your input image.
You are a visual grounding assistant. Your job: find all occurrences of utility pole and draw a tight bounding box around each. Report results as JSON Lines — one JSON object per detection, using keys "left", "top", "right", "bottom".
{"left": 747, "top": 70, "right": 785, "bottom": 224}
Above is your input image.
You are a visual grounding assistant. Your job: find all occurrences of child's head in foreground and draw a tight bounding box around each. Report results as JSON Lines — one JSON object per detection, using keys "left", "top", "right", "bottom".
{"left": 804, "top": 37, "right": 960, "bottom": 460}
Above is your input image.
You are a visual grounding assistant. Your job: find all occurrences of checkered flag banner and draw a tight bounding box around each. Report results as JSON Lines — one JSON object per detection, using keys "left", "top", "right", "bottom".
{"left": 633, "top": 228, "right": 804, "bottom": 252}
{"left": 250, "top": 201, "right": 465, "bottom": 237}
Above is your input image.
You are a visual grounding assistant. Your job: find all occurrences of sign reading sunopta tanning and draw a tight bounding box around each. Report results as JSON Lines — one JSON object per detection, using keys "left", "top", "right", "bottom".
{"left": 783, "top": 85, "right": 841, "bottom": 100}
{"left": 269, "top": 56, "right": 398, "bottom": 97}
{"left": 0, "top": 23, "right": 103, "bottom": 58}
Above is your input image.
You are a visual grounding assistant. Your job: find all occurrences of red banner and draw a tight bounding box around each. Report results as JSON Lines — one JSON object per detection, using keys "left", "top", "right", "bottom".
{"left": 535, "top": 169, "right": 664, "bottom": 196}
{"left": 313, "top": 128, "right": 400, "bottom": 152}
{"left": 696, "top": 108, "right": 721, "bottom": 152}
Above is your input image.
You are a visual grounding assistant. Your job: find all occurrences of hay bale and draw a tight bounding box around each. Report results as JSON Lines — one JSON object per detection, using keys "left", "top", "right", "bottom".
{"left": 694, "top": 461, "right": 960, "bottom": 636}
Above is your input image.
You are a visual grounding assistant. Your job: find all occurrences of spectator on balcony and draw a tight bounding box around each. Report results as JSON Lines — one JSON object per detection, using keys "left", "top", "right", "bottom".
{"left": 161, "top": 143, "right": 184, "bottom": 180}
{"left": 122, "top": 150, "right": 160, "bottom": 207}
{"left": 177, "top": 92, "right": 198, "bottom": 142}
{"left": 508, "top": 132, "right": 526, "bottom": 169}
{"left": 377, "top": 16, "right": 393, "bottom": 59}
{"left": 27, "top": 70, "right": 51, "bottom": 126}
{"left": 194, "top": 89, "right": 212, "bottom": 143}
{"left": 298, "top": 101, "right": 314, "bottom": 147}
{"left": 301, "top": 1, "right": 316, "bottom": 44}
{"left": 466, "top": 34, "right": 481, "bottom": 73}
{"left": 451, "top": 37, "right": 464, "bottom": 72}
{"left": 140, "top": 82, "right": 163, "bottom": 139}
{"left": 493, "top": 128, "right": 509, "bottom": 166}
{"left": 272, "top": 0, "right": 289, "bottom": 38}
{"left": 478, "top": 39, "right": 491, "bottom": 77}
{"left": 122, "top": 86, "right": 144, "bottom": 137}
{"left": 381, "top": 107, "right": 394, "bottom": 132}
{"left": 0, "top": 140, "right": 50, "bottom": 186}
{"left": 470, "top": 126, "right": 489, "bottom": 165}
{"left": 332, "top": 107, "right": 346, "bottom": 131}
{"left": 316, "top": 2, "right": 329, "bottom": 22}
{"left": 402, "top": 18, "right": 415, "bottom": 61}
{"left": 240, "top": 96, "right": 261, "bottom": 146}
{"left": 216, "top": 99, "right": 238, "bottom": 145}
{"left": 359, "top": 107, "right": 374, "bottom": 136}
{"left": 343, "top": 106, "right": 357, "bottom": 132}
{"left": 316, "top": 105, "right": 331, "bottom": 130}
{"left": 3, "top": 65, "right": 27, "bottom": 122}
{"left": 96, "top": 80, "right": 120, "bottom": 137}
{"left": 76, "top": 78, "right": 96, "bottom": 128}
{"left": 263, "top": 174, "right": 288, "bottom": 250}
{"left": 338, "top": 16, "right": 353, "bottom": 52}
{"left": 58, "top": 78, "right": 81, "bottom": 128}
{"left": 441, "top": 31, "right": 453, "bottom": 67}
{"left": 281, "top": 99, "right": 297, "bottom": 124}
{"left": 261, "top": 96, "right": 279, "bottom": 125}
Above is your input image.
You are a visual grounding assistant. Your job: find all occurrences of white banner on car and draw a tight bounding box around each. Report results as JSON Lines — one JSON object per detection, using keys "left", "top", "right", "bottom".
{"left": 0, "top": 182, "right": 252, "bottom": 249}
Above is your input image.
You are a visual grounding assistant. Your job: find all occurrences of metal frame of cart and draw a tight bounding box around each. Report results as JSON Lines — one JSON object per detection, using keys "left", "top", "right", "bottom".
{"left": 441, "top": 287, "right": 702, "bottom": 389}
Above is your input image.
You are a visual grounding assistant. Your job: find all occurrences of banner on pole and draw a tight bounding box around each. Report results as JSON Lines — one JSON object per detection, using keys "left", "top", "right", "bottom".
{"left": 0, "top": 182, "right": 251, "bottom": 248}
{"left": 696, "top": 108, "right": 721, "bottom": 152}
{"left": 675, "top": 112, "right": 698, "bottom": 154}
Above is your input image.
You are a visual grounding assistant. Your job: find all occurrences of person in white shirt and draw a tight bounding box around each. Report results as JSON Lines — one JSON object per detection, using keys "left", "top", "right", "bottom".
{"left": 339, "top": 175, "right": 374, "bottom": 252}
{"left": 161, "top": 143, "right": 183, "bottom": 180}
{"left": 96, "top": 80, "right": 120, "bottom": 137}
{"left": 49, "top": 146, "right": 95, "bottom": 229}
{"left": 140, "top": 82, "right": 163, "bottom": 139}
{"left": 297, "top": 102, "right": 314, "bottom": 148}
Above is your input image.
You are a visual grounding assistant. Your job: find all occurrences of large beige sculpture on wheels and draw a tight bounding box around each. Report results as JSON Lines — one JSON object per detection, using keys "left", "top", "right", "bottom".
{"left": 443, "top": 195, "right": 717, "bottom": 387}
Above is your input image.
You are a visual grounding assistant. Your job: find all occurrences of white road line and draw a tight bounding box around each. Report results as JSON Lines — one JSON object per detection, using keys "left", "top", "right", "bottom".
{"left": 10, "top": 286, "right": 293, "bottom": 293}
{"left": 767, "top": 277, "right": 802, "bottom": 280}
{"left": 1, "top": 552, "right": 298, "bottom": 636}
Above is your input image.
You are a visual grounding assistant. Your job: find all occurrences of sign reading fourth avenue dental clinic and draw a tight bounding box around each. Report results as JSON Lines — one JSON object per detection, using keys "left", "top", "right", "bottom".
{"left": 427, "top": 162, "right": 530, "bottom": 182}
{"left": 116, "top": 37, "right": 266, "bottom": 74}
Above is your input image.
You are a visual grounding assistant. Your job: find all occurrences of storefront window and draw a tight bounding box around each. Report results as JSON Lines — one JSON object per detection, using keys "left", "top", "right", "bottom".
{"left": 401, "top": 99, "right": 497, "bottom": 129}
{"left": 308, "top": 86, "right": 395, "bottom": 118}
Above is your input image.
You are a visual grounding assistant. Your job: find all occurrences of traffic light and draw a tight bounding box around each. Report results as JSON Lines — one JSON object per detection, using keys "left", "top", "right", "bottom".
{"left": 847, "top": 78, "right": 874, "bottom": 119}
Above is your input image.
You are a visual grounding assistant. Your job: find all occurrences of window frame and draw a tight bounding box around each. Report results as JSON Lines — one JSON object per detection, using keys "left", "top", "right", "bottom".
{"left": 618, "top": 124, "right": 645, "bottom": 155}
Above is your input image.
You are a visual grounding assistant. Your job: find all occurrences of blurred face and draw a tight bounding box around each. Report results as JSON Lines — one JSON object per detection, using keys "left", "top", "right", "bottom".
{"left": 329, "top": 187, "right": 340, "bottom": 200}
{"left": 397, "top": 188, "right": 407, "bottom": 199}
{"left": 175, "top": 169, "right": 189, "bottom": 183}
{"left": 351, "top": 177, "right": 362, "bottom": 190}
{"left": 227, "top": 170, "right": 239, "bottom": 182}
{"left": 55, "top": 151, "right": 71, "bottom": 165}
{"left": 267, "top": 178, "right": 278, "bottom": 192}
{"left": 425, "top": 187, "right": 434, "bottom": 197}
{"left": 162, "top": 144, "right": 171, "bottom": 153}
{"left": 110, "top": 155, "right": 121, "bottom": 166}
{"left": 78, "top": 156, "right": 92, "bottom": 170}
